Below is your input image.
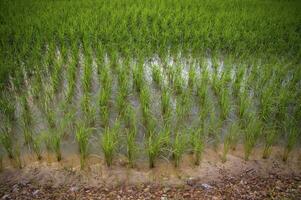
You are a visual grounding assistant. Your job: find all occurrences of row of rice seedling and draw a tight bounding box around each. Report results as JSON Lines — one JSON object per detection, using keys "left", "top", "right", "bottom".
{"left": 0, "top": 49, "right": 300, "bottom": 170}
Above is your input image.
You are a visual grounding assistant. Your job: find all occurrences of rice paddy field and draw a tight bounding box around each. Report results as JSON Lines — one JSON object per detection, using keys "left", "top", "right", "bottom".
{"left": 0, "top": 0, "right": 301, "bottom": 198}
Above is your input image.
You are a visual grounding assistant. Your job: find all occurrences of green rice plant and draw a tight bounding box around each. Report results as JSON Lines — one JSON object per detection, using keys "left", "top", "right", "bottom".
{"left": 197, "top": 78, "right": 208, "bottom": 106}
{"left": 123, "top": 104, "right": 136, "bottom": 132}
{"left": 188, "top": 65, "right": 196, "bottom": 90}
{"left": 125, "top": 129, "right": 137, "bottom": 168}
{"left": 51, "top": 58, "right": 63, "bottom": 94}
{"left": 233, "top": 66, "right": 245, "bottom": 95}
{"left": 238, "top": 89, "right": 251, "bottom": 120}
{"left": 82, "top": 49, "right": 93, "bottom": 94}
{"left": 20, "top": 94, "right": 33, "bottom": 144}
{"left": 173, "top": 68, "right": 184, "bottom": 95}
{"left": 208, "top": 109, "right": 222, "bottom": 151}
{"left": 116, "top": 88, "right": 127, "bottom": 114}
{"left": 243, "top": 115, "right": 262, "bottom": 160}
{"left": 41, "top": 90, "right": 56, "bottom": 129}
{"left": 140, "top": 85, "right": 151, "bottom": 123}
{"left": 262, "top": 127, "right": 277, "bottom": 159}
{"left": 133, "top": 62, "right": 144, "bottom": 92}
{"left": 42, "top": 130, "right": 62, "bottom": 161}
{"left": 12, "top": 144, "right": 22, "bottom": 169}
{"left": 260, "top": 85, "right": 276, "bottom": 122}
{"left": 81, "top": 94, "right": 95, "bottom": 125}
{"left": 65, "top": 55, "right": 78, "bottom": 103}
{"left": 152, "top": 64, "right": 162, "bottom": 88}
{"left": 0, "top": 125, "right": 14, "bottom": 159}
{"left": 101, "top": 123, "right": 119, "bottom": 167}
{"left": 0, "top": 93, "right": 15, "bottom": 122}
{"left": 75, "top": 123, "right": 93, "bottom": 169}
{"left": 220, "top": 87, "right": 231, "bottom": 120}
{"left": 190, "top": 128, "right": 204, "bottom": 165}
{"left": 283, "top": 126, "right": 298, "bottom": 162}
{"left": 172, "top": 132, "right": 187, "bottom": 168}
{"left": 176, "top": 88, "right": 191, "bottom": 122}
{"left": 100, "top": 64, "right": 112, "bottom": 93}
{"left": 146, "top": 132, "right": 166, "bottom": 168}
{"left": 31, "top": 134, "right": 43, "bottom": 160}
{"left": 222, "top": 122, "right": 240, "bottom": 162}
{"left": 161, "top": 86, "right": 171, "bottom": 119}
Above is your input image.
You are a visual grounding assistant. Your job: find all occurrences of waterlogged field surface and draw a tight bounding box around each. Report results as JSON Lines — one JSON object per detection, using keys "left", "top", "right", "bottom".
{"left": 0, "top": 0, "right": 300, "bottom": 197}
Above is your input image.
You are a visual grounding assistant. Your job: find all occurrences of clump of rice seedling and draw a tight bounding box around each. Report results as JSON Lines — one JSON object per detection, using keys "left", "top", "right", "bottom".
{"left": 190, "top": 128, "right": 204, "bottom": 165}
{"left": 31, "top": 134, "right": 43, "bottom": 160}
{"left": 222, "top": 122, "right": 240, "bottom": 162}
{"left": 283, "top": 126, "right": 298, "bottom": 162}
{"left": 51, "top": 58, "right": 63, "bottom": 93}
{"left": 238, "top": 89, "right": 251, "bottom": 120}
{"left": 0, "top": 94, "right": 16, "bottom": 122}
{"left": 81, "top": 94, "right": 95, "bottom": 125}
{"left": 176, "top": 88, "right": 191, "bottom": 122}
{"left": 262, "top": 126, "right": 277, "bottom": 159}
{"left": 75, "top": 123, "right": 93, "bottom": 169}
{"left": 244, "top": 115, "right": 262, "bottom": 160}
{"left": 133, "top": 62, "right": 144, "bottom": 92}
{"left": 12, "top": 144, "right": 22, "bottom": 169}
{"left": 146, "top": 132, "right": 165, "bottom": 168}
{"left": 43, "top": 130, "right": 62, "bottom": 161}
{"left": 220, "top": 87, "right": 231, "bottom": 120}
{"left": 152, "top": 64, "right": 163, "bottom": 88}
{"left": 125, "top": 129, "right": 137, "bottom": 168}
{"left": 173, "top": 67, "right": 184, "bottom": 94}
{"left": 0, "top": 125, "right": 14, "bottom": 159}
{"left": 188, "top": 65, "right": 196, "bottom": 90}
{"left": 172, "top": 132, "right": 187, "bottom": 167}
{"left": 41, "top": 90, "right": 56, "bottom": 129}
{"left": 161, "top": 86, "right": 172, "bottom": 122}
{"left": 123, "top": 104, "right": 136, "bottom": 132}
{"left": 20, "top": 94, "right": 33, "bottom": 144}
{"left": 208, "top": 109, "right": 222, "bottom": 151}
{"left": 233, "top": 66, "right": 245, "bottom": 95}
{"left": 65, "top": 55, "right": 78, "bottom": 104}
{"left": 140, "top": 85, "right": 151, "bottom": 126}
{"left": 101, "top": 122, "right": 119, "bottom": 167}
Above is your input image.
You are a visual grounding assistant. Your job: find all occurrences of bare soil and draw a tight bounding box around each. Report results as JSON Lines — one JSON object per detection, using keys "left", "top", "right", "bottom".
{"left": 0, "top": 146, "right": 300, "bottom": 199}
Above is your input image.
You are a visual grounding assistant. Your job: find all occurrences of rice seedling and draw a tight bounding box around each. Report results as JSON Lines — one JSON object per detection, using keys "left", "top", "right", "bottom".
{"left": 51, "top": 58, "right": 63, "bottom": 94}
{"left": 42, "top": 130, "right": 62, "bottom": 161}
{"left": 208, "top": 109, "right": 222, "bottom": 151}
{"left": 222, "top": 122, "right": 240, "bottom": 162}
{"left": 243, "top": 115, "right": 262, "bottom": 160}
{"left": 161, "top": 86, "right": 172, "bottom": 121}
{"left": 132, "top": 62, "right": 144, "bottom": 92}
{"left": 190, "top": 128, "right": 204, "bottom": 165}
{"left": 81, "top": 94, "right": 95, "bottom": 125}
{"left": 173, "top": 67, "right": 184, "bottom": 95}
{"left": 20, "top": 94, "right": 33, "bottom": 144}
{"left": 125, "top": 129, "right": 137, "bottom": 168}
{"left": 262, "top": 126, "right": 277, "bottom": 159}
{"left": 75, "top": 123, "right": 93, "bottom": 169}
{"left": 238, "top": 89, "right": 251, "bottom": 120}
{"left": 0, "top": 125, "right": 14, "bottom": 159}
{"left": 146, "top": 131, "right": 166, "bottom": 168}
{"left": 233, "top": 66, "right": 245, "bottom": 95}
{"left": 101, "top": 122, "right": 119, "bottom": 167}
{"left": 172, "top": 132, "right": 187, "bottom": 168}
{"left": 31, "top": 134, "right": 43, "bottom": 160}
{"left": 176, "top": 88, "right": 192, "bottom": 122}
{"left": 0, "top": 93, "right": 15, "bottom": 122}
{"left": 188, "top": 65, "right": 196, "bottom": 90}
{"left": 123, "top": 104, "right": 137, "bottom": 133}
{"left": 220, "top": 87, "right": 231, "bottom": 120}
{"left": 152, "top": 64, "right": 163, "bottom": 88}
